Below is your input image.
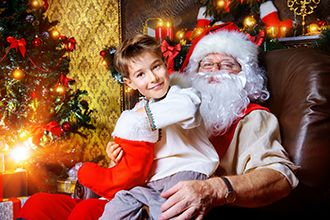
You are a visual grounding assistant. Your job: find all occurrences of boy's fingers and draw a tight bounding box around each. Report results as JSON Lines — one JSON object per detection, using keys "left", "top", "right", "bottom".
{"left": 115, "top": 149, "right": 124, "bottom": 163}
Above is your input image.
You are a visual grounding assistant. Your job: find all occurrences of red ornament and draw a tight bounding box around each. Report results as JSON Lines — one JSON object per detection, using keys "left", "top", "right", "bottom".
{"left": 64, "top": 37, "right": 76, "bottom": 52}
{"left": 31, "top": 91, "right": 37, "bottom": 98}
{"left": 100, "top": 50, "right": 107, "bottom": 58}
{"left": 32, "top": 36, "right": 42, "bottom": 47}
{"left": 61, "top": 122, "right": 71, "bottom": 132}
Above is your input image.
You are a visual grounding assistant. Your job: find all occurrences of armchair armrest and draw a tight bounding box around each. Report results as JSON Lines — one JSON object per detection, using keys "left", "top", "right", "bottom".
{"left": 73, "top": 180, "right": 100, "bottom": 200}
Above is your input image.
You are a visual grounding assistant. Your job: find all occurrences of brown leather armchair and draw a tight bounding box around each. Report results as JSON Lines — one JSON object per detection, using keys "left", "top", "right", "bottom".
{"left": 74, "top": 47, "right": 330, "bottom": 218}
{"left": 260, "top": 47, "right": 330, "bottom": 217}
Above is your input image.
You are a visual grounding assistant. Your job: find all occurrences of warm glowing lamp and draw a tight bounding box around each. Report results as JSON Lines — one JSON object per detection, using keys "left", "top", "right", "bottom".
{"left": 10, "top": 145, "right": 30, "bottom": 163}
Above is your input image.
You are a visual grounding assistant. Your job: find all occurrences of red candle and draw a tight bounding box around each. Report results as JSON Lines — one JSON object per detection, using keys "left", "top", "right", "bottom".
{"left": 155, "top": 26, "right": 163, "bottom": 42}
{"left": 166, "top": 22, "right": 174, "bottom": 41}
{"left": 155, "top": 20, "right": 165, "bottom": 42}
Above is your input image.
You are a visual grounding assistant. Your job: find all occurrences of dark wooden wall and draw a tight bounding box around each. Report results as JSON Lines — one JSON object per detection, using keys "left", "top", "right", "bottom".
{"left": 121, "top": 0, "right": 330, "bottom": 40}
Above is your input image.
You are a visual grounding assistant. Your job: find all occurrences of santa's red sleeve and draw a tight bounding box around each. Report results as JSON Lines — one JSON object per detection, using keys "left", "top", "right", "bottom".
{"left": 77, "top": 110, "right": 158, "bottom": 200}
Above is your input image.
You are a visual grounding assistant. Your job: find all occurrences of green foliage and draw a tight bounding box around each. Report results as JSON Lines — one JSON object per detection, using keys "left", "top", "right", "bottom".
{"left": 100, "top": 46, "right": 124, "bottom": 84}
{"left": 199, "top": 0, "right": 264, "bottom": 29}
{"left": 312, "top": 28, "right": 330, "bottom": 53}
{"left": 0, "top": 0, "right": 95, "bottom": 149}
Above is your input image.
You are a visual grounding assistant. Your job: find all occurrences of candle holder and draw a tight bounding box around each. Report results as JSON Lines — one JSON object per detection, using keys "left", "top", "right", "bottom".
{"left": 143, "top": 18, "right": 164, "bottom": 38}
{"left": 143, "top": 18, "right": 174, "bottom": 42}
{"left": 287, "top": 0, "right": 320, "bottom": 35}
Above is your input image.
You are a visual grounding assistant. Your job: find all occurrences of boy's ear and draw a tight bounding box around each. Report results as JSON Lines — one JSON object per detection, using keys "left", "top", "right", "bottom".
{"left": 123, "top": 77, "right": 137, "bottom": 90}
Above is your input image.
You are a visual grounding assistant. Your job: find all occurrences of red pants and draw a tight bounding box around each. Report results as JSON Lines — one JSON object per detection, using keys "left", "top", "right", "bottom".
{"left": 18, "top": 192, "right": 108, "bottom": 220}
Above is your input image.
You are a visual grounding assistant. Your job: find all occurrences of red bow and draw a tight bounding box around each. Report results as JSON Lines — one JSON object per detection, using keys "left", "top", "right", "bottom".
{"left": 6, "top": 36, "right": 26, "bottom": 57}
{"left": 44, "top": 121, "right": 63, "bottom": 137}
{"left": 161, "top": 40, "right": 181, "bottom": 74}
{"left": 65, "top": 37, "right": 76, "bottom": 52}
{"left": 32, "top": 121, "right": 63, "bottom": 145}
{"left": 224, "top": 0, "right": 231, "bottom": 13}
{"left": 247, "top": 30, "right": 265, "bottom": 47}
{"left": 59, "top": 73, "right": 74, "bottom": 87}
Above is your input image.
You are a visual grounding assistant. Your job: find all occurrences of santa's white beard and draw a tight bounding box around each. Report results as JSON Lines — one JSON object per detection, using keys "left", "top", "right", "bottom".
{"left": 190, "top": 71, "right": 250, "bottom": 137}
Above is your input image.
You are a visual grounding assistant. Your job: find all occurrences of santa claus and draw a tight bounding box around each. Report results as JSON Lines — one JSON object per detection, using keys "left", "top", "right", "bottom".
{"left": 160, "top": 22, "right": 299, "bottom": 219}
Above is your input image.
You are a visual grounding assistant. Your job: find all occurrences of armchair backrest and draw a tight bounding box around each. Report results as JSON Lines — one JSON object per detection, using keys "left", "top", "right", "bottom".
{"left": 262, "top": 48, "right": 330, "bottom": 210}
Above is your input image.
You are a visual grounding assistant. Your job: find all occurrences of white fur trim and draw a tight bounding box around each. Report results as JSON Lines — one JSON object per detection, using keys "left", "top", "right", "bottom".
{"left": 112, "top": 110, "right": 159, "bottom": 143}
{"left": 197, "top": 6, "right": 213, "bottom": 20}
{"left": 188, "top": 30, "right": 258, "bottom": 68}
{"left": 260, "top": 1, "right": 277, "bottom": 19}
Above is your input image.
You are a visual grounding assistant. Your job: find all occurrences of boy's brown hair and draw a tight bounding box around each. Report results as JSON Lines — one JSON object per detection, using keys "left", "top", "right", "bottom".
{"left": 114, "top": 34, "right": 163, "bottom": 79}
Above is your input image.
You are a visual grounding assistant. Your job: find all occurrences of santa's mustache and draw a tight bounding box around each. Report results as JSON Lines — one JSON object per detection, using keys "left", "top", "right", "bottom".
{"left": 192, "top": 70, "right": 247, "bottom": 88}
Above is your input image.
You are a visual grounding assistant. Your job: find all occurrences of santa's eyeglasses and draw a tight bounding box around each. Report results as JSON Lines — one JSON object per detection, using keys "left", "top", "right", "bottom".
{"left": 199, "top": 59, "right": 241, "bottom": 72}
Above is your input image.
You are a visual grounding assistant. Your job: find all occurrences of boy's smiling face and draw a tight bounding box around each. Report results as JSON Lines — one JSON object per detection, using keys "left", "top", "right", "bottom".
{"left": 124, "top": 51, "right": 170, "bottom": 100}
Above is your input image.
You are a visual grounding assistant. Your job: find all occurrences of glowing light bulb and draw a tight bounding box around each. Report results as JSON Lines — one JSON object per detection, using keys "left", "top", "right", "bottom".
{"left": 10, "top": 145, "right": 30, "bottom": 163}
{"left": 12, "top": 68, "right": 25, "bottom": 80}
{"left": 55, "top": 84, "right": 66, "bottom": 95}
{"left": 216, "top": 0, "right": 225, "bottom": 8}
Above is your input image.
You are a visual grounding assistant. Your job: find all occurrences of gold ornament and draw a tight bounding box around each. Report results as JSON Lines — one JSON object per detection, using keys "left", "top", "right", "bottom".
{"left": 287, "top": 0, "right": 321, "bottom": 35}
{"left": 243, "top": 15, "right": 257, "bottom": 31}
{"left": 51, "top": 29, "right": 60, "bottom": 39}
{"left": 12, "top": 68, "right": 25, "bottom": 80}
{"left": 175, "top": 29, "right": 187, "bottom": 45}
{"left": 279, "top": 26, "right": 289, "bottom": 38}
{"left": 191, "top": 27, "right": 205, "bottom": 40}
{"left": 31, "top": 0, "right": 40, "bottom": 8}
{"left": 175, "top": 29, "right": 185, "bottom": 41}
{"left": 216, "top": 0, "right": 226, "bottom": 9}
{"left": 307, "top": 23, "right": 320, "bottom": 35}
{"left": 266, "top": 26, "right": 279, "bottom": 39}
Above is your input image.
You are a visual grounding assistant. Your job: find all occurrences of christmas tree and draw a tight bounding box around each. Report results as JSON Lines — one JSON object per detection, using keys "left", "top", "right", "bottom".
{"left": 0, "top": 0, "right": 95, "bottom": 191}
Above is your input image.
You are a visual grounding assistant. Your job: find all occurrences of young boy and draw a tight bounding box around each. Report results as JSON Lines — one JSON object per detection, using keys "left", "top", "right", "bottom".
{"left": 18, "top": 34, "right": 218, "bottom": 220}
{"left": 96, "top": 34, "right": 219, "bottom": 219}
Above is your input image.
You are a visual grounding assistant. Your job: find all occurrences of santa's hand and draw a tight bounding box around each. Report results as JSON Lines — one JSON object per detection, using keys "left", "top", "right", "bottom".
{"left": 159, "top": 179, "right": 215, "bottom": 220}
{"left": 106, "top": 141, "right": 123, "bottom": 164}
